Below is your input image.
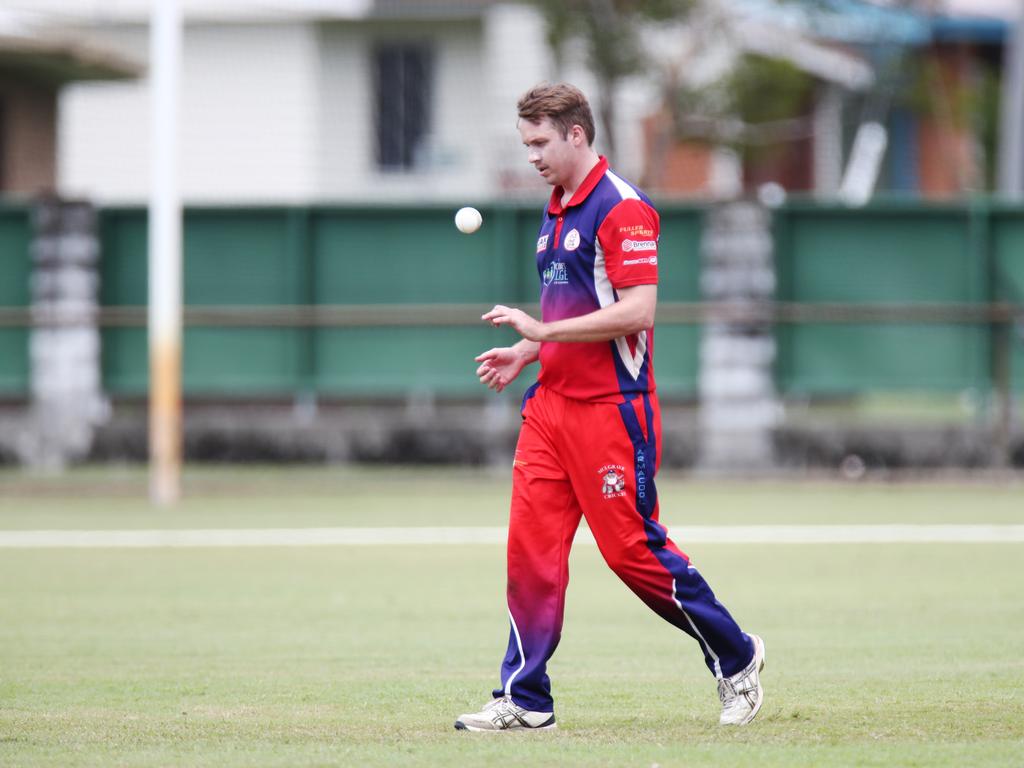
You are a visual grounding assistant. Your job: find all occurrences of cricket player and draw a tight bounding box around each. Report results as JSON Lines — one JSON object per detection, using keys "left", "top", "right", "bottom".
{"left": 454, "top": 83, "right": 765, "bottom": 731}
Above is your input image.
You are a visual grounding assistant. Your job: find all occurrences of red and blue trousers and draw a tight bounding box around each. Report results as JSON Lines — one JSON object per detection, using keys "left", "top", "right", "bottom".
{"left": 494, "top": 384, "right": 754, "bottom": 713}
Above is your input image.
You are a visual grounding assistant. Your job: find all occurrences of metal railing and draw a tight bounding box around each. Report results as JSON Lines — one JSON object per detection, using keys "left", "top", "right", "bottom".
{"left": 1, "top": 301, "right": 1022, "bottom": 327}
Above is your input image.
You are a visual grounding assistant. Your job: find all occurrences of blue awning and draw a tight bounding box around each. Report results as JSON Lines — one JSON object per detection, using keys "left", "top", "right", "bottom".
{"left": 802, "top": 0, "right": 931, "bottom": 44}
{"left": 930, "top": 15, "right": 1009, "bottom": 44}
{"left": 733, "top": 0, "right": 932, "bottom": 45}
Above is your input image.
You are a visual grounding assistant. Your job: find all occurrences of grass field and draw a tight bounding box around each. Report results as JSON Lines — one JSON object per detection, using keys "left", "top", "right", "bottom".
{"left": 1, "top": 467, "right": 1023, "bottom": 767}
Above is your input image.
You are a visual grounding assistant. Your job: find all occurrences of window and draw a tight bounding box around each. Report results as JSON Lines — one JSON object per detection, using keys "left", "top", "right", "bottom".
{"left": 373, "top": 43, "right": 433, "bottom": 171}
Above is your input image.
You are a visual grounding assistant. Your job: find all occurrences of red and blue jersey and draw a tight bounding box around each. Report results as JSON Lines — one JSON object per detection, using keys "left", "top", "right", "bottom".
{"left": 534, "top": 156, "right": 660, "bottom": 403}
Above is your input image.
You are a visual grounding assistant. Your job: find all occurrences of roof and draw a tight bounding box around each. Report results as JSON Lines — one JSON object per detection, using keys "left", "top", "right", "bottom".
{"left": 940, "top": 0, "right": 1020, "bottom": 19}
{"left": 0, "top": 29, "right": 138, "bottom": 86}
{"left": 730, "top": 0, "right": 932, "bottom": 45}
{"left": 0, "top": 0, "right": 493, "bottom": 24}
{"left": 728, "top": 0, "right": 1015, "bottom": 48}
{"left": 733, "top": 17, "right": 875, "bottom": 90}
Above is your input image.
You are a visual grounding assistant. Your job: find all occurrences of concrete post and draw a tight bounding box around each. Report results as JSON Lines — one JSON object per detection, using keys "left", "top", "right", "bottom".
{"left": 697, "top": 201, "right": 781, "bottom": 472}
{"left": 23, "top": 198, "right": 107, "bottom": 469}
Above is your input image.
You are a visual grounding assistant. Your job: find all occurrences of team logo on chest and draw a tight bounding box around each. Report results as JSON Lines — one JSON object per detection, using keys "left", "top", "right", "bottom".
{"left": 563, "top": 228, "right": 581, "bottom": 251}
{"left": 542, "top": 261, "right": 568, "bottom": 286}
{"left": 536, "top": 234, "right": 549, "bottom": 253}
{"left": 599, "top": 464, "right": 626, "bottom": 498}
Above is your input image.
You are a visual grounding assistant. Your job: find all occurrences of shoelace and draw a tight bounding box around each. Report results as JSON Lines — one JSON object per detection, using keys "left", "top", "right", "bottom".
{"left": 485, "top": 697, "right": 530, "bottom": 728}
{"left": 718, "top": 663, "right": 756, "bottom": 704}
{"left": 717, "top": 677, "right": 736, "bottom": 704}
{"left": 482, "top": 696, "right": 523, "bottom": 724}
{"left": 483, "top": 696, "right": 510, "bottom": 712}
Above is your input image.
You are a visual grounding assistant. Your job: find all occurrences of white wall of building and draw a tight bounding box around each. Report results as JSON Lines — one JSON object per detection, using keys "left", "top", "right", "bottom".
{"left": 57, "top": 11, "right": 555, "bottom": 204}
{"left": 55, "top": 5, "right": 633, "bottom": 204}
{"left": 483, "top": 3, "right": 553, "bottom": 197}
{"left": 179, "top": 23, "right": 321, "bottom": 202}
{"left": 57, "top": 25, "right": 149, "bottom": 203}
{"left": 315, "top": 23, "right": 370, "bottom": 201}
{"left": 59, "top": 22, "right": 322, "bottom": 203}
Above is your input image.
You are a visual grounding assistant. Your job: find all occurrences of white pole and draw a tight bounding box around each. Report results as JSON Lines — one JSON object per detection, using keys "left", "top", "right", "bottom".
{"left": 148, "top": 0, "right": 183, "bottom": 506}
{"left": 998, "top": 13, "right": 1024, "bottom": 198}
{"left": 838, "top": 122, "right": 888, "bottom": 207}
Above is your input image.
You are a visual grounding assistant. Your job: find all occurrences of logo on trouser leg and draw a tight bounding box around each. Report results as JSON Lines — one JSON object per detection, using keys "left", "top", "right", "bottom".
{"left": 599, "top": 465, "right": 626, "bottom": 498}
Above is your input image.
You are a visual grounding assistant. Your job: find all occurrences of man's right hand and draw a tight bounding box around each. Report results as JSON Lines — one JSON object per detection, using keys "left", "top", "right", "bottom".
{"left": 474, "top": 342, "right": 538, "bottom": 393}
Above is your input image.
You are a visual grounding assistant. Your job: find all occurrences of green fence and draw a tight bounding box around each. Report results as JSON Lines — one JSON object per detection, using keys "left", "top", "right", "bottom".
{"left": 775, "top": 204, "right": 985, "bottom": 394}
{"left": 775, "top": 202, "right": 1024, "bottom": 396}
{"left": 991, "top": 207, "right": 1024, "bottom": 396}
{"left": 97, "top": 204, "right": 704, "bottom": 398}
{"left": 0, "top": 201, "right": 1020, "bottom": 400}
{"left": 0, "top": 205, "right": 30, "bottom": 395}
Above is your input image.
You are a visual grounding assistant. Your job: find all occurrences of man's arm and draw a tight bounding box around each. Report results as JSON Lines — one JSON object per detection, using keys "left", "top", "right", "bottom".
{"left": 482, "top": 284, "right": 656, "bottom": 343}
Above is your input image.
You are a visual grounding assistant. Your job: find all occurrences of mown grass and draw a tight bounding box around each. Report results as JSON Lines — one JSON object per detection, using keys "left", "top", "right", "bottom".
{"left": 0, "top": 467, "right": 1022, "bottom": 766}
{"left": 1, "top": 464, "right": 1023, "bottom": 528}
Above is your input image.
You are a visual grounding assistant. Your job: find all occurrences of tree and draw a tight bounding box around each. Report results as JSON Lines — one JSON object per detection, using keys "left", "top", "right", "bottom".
{"left": 531, "top": 0, "right": 693, "bottom": 160}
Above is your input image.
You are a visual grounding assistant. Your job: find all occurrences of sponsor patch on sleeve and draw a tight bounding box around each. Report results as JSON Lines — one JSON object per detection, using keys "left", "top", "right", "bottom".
{"left": 621, "top": 239, "right": 657, "bottom": 253}
{"left": 618, "top": 224, "right": 654, "bottom": 237}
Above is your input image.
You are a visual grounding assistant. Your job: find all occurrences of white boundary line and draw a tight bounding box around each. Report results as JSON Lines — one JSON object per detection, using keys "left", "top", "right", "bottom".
{"left": 0, "top": 525, "right": 1023, "bottom": 548}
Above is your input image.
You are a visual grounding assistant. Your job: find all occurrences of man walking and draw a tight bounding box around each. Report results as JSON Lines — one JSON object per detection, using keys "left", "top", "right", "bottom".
{"left": 455, "top": 83, "right": 764, "bottom": 731}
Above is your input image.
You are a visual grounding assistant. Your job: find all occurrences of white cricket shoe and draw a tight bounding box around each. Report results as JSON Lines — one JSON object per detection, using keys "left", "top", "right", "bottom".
{"left": 718, "top": 633, "right": 766, "bottom": 726}
{"left": 454, "top": 696, "right": 557, "bottom": 731}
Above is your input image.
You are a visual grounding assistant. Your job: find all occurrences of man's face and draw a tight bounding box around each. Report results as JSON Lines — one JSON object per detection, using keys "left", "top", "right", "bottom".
{"left": 519, "top": 117, "right": 580, "bottom": 189}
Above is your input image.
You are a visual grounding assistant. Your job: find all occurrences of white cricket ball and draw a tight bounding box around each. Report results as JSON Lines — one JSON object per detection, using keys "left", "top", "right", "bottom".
{"left": 455, "top": 206, "right": 482, "bottom": 234}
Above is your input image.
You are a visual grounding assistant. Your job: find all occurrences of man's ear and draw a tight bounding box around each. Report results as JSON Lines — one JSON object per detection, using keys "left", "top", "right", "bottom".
{"left": 571, "top": 124, "right": 586, "bottom": 146}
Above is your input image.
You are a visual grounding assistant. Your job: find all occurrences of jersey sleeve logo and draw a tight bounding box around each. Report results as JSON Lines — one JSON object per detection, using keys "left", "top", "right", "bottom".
{"left": 621, "top": 238, "right": 657, "bottom": 253}
{"left": 564, "top": 228, "right": 581, "bottom": 251}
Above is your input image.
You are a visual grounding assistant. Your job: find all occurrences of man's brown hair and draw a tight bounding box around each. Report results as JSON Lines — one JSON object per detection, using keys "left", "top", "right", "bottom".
{"left": 517, "top": 83, "right": 596, "bottom": 145}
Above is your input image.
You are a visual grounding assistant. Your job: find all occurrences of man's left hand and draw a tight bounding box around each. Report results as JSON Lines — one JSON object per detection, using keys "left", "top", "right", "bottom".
{"left": 482, "top": 305, "right": 546, "bottom": 342}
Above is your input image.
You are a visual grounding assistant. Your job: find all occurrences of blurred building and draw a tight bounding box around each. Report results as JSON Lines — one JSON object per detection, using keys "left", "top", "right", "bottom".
{"left": 642, "top": 0, "right": 1017, "bottom": 200}
{"left": 22, "top": 0, "right": 561, "bottom": 204}
{"left": 26, "top": 0, "right": 1016, "bottom": 205}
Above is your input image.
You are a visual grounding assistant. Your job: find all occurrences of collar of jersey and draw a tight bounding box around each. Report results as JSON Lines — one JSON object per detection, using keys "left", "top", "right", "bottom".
{"left": 547, "top": 156, "right": 608, "bottom": 216}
